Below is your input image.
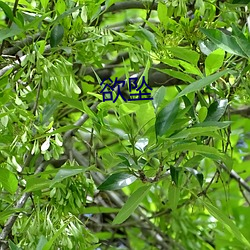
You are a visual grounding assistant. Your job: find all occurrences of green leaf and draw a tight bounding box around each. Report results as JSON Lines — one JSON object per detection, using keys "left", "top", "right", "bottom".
{"left": 185, "top": 167, "right": 204, "bottom": 187}
{"left": 50, "top": 24, "right": 64, "bottom": 47}
{"left": 205, "top": 49, "right": 225, "bottom": 75}
{"left": 193, "top": 121, "right": 231, "bottom": 129}
{"left": 42, "top": 223, "right": 69, "bottom": 250}
{"left": 9, "top": 241, "right": 22, "bottom": 250}
{"left": 203, "top": 201, "right": 250, "bottom": 248}
{"left": 170, "top": 166, "right": 181, "bottom": 186}
{"left": 152, "top": 86, "right": 166, "bottom": 111}
{"left": 200, "top": 28, "right": 247, "bottom": 58}
{"left": 0, "top": 26, "right": 23, "bottom": 42}
{"left": 98, "top": 172, "right": 137, "bottom": 191}
{"left": 176, "top": 70, "right": 230, "bottom": 98}
{"left": 155, "top": 99, "right": 179, "bottom": 137}
{"left": 170, "top": 126, "right": 220, "bottom": 139}
{"left": 138, "top": 27, "right": 157, "bottom": 48}
{"left": 24, "top": 177, "right": 51, "bottom": 192}
{"left": 53, "top": 92, "right": 85, "bottom": 112}
{"left": 205, "top": 99, "right": 228, "bottom": 122}
{"left": 232, "top": 0, "right": 250, "bottom": 4}
{"left": 156, "top": 67, "right": 195, "bottom": 83}
{"left": 0, "top": 2, "right": 14, "bottom": 21}
{"left": 168, "top": 47, "right": 200, "bottom": 65}
{"left": 51, "top": 166, "right": 86, "bottom": 186}
{"left": 198, "top": 106, "right": 208, "bottom": 122}
{"left": 0, "top": 168, "right": 18, "bottom": 194}
{"left": 0, "top": 209, "right": 23, "bottom": 223}
{"left": 112, "top": 185, "right": 151, "bottom": 224}
{"left": 168, "top": 182, "right": 180, "bottom": 210}
{"left": 157, "top": 1, "right": 168, "bottom": 24}
{"left": 36, "top": 236, "right": 48, "bottom": 250}
{"left": 80, "top": 206, "right": 120, "bottom": 214}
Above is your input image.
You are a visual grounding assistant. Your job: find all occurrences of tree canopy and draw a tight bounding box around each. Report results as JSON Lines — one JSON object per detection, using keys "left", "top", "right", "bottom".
{"left": 1, "top": 0, "right": 250, "bottom": 249}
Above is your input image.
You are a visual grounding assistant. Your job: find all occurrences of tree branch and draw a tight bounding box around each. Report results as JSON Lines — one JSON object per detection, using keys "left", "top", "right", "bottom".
{"left": 0, "top": 161, "right": 49, "bottom": 242}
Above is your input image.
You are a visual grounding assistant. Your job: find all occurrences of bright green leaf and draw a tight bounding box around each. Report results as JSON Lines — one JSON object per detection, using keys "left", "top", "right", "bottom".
{"left": 0, "top": 168, "right": 18, "bottom": 194}
{"left": 205, "top": 49, "right": 225, "bottom": 75}
{"left": 177, "top": 70, "right": 231, "bottom": 98}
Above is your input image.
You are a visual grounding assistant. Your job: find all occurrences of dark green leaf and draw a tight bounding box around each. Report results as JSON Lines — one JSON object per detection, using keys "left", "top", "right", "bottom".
{"left": 155, "top": 99, "right": 179, "bottom": 137}
{"left": 0, "top": 168, "right": 18, "bottom": 194}
{"left": 205, "top": 99, "right": 228, "bottom": 122}
{"left": 232, "top": 0, "right": 250, "bottom": 4}
{"left": 200, "top": 28, "right": 247, "bottom": 58}
{"left": 50, "top": 24, "right": 64, "bottom": 47}
{"left": 170, "top": 166, "right": 181, "bottom": 186}
{"left": 113, "top": 185, "right": 151, "bottom": 224}
{"left": 185, "top": 167, "right": 204, "bottom": 187}
{"left": 98, "top": 172, "right": 137, "bottom": 191}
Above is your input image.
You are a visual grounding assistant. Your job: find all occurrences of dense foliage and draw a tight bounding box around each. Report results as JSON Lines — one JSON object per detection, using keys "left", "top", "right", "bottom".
{"left": 1, "top": 0, "right": 250, "bottom": 249}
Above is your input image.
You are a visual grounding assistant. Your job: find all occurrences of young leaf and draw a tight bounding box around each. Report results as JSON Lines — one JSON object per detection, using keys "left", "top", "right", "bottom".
{"left": 205, "top": 49, "right": 225, "bottom": 75}
{"left": 155, "top": 98, "right": 179, "bottom": 137}
{"left": 98, "top": 172, "right": 137, "bottom": 191}
{"left": 157, "top": 1, "right": 168, "bottom": 24}
{"left": 112, "top": 185, "right": 151, "bottom": 224}
{"left": 50, "top": 24, "right": 64, "bottom": 47}
{"left": 168, "top": 47, "right": 200, "bottom": 65}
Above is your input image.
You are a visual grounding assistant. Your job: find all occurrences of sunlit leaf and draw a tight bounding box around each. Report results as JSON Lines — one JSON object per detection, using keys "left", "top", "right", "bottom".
{"left": 177, "top": 70, "right": 231, "bottom": 97}
{"left": 98, "top": 172, "right": 137, "bottom": 191}
{"left": 0, "top": 168, "right": 18, "bottom": 194}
